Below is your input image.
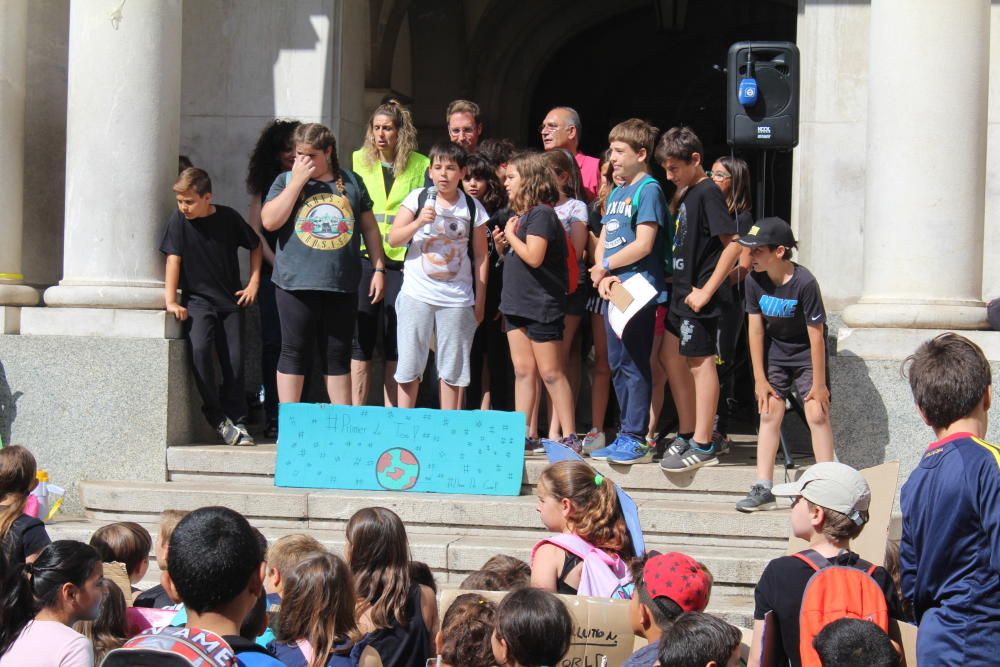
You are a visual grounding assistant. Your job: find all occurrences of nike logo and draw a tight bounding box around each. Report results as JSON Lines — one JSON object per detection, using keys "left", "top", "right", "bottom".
{"left": 811, "top": 314, "right": 822, "bottom": 321}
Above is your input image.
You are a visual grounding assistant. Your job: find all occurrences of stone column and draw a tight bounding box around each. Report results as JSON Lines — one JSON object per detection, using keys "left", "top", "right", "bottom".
{"left": 0, "top": 0, "right": 40, "bottom": 333}
{"left": 842, "top": 0, "right": 991, "bottom": 329}
{"left": 23, "top": 0, "right": 182, "bottom": 337}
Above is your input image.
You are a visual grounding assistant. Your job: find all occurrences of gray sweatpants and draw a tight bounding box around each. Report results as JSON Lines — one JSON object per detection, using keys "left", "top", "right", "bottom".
{"left": 394, "top": 292, "right": 478, "bottom": 387}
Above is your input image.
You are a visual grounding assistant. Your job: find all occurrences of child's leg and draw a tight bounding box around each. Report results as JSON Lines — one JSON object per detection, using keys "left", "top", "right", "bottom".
{"left": 533, "top": 336, "right": 575, "bottom": 439}
{"left": 258, "top": 269, "right": 281, "bottom": 425}
{"left": 590, "top": 311, "right": 611, "bottom": 433}
{"left": 610, "top": 304, "right": 657, "bottom": 441}
{"left": 648, "top": 331, "right": 667, "bottom": 441}
{"left": 380, "top": 267, "right": 403, "bottom": 407}
{"left": 755, "top": 394, "right": 786, "bottom": 483}
{"left": 393, "top": 293, "right": 434, "bottom": 409}
{"left": 549, "top": 314, "right": 581, "bottom": 439}
{"left": 433, "top": 304, "right": 478, "bottom": 411}
{"left": 688, "top": 354, "right": 719, "bottom": 445}
{"left": 274, "top": 287, "right": 314, "bottom": 403}
{"left": 507, "top": 326, "right": 539, "bottom": 424}
{"left": 215, "top": 308, "right": 248, "bottom": 425}
{"left": 661, "top": 326, "right": 696, "bottom": 436}
{"left": 186, "top": 301, "right": 225, "bottom": 426}
{"left": 796, "top": 368, "right": 834, "bottom": 463}
{"left": 319, "top": 292, "right": 356, "bottom": 406}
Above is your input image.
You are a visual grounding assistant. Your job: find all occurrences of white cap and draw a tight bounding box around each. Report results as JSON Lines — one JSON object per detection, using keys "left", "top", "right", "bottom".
{"left": 771, "top": 462, "right": 871, "bottom": 526}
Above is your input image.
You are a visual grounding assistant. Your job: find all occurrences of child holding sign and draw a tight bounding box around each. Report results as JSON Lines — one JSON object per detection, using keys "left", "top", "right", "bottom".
{"left": 491, "top": 588, "right": 572, "bottom": 667}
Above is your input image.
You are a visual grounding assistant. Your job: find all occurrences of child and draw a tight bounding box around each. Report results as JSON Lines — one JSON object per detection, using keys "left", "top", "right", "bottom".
{"left": 346, "top": 507, "right": 436, "bottom": 667}
{"left": 434, "top": 593, "right": 497, "bottom": 667}
{"left": 89, "top": 522, "right": 152, "bottom": 591}
{"left": 588, "top": 119, "right": 669, "bottom": 465}
{"left": 459, "top": 554, "right": 531, "bottom": 591}
{"left": 657, "top": 612, "right": 742, "bottom": 667}
{"left": 749, "top": 462, "right": 901, "bottom": 667}
{"left": 734, "top": 217, "right": 834, "bottom": 511}
{"left": 264, "top": 533, "right": 325, "bottom": 608}
{"left": 812, "top": 618, "right": 899, "bottom": 667}
{"left": 161, "top": 167, "right": 262, "bottom": 446}
{"left": 491, "top": 588, "right": 572, "bottom": 667}
{"left": 133, "top": 509, "right": 188, "bottom": 609}
{"left": 623, "top": 552, "right": 713, "bottom": 667}
{"left": 900, "top": 333, "right": 1000, "bottom": 665}
{"left": 0, "top": 445, "right": 51, "bottom": 567}
{"left": 655, "top": 127, "right": 743, "bottom": 473}
{"left": 493, "top": 152, "right": 579, "bottom": 451}
{"left": 74, "top": 580, "right": 129, "bottom": 664}
{"left": 388, "top": 142, "right": 489, "bottom": 410}
{"left": 0, "top": 540, "right": 104, "bottom": 666}
{"left": 530, "top": 460, "right": 632, "bottom": 593}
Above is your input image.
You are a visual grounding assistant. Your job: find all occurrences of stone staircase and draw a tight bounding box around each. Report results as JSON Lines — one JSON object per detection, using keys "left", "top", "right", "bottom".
{"left": 48, "top": 437, "right": 807, "bottom": 628}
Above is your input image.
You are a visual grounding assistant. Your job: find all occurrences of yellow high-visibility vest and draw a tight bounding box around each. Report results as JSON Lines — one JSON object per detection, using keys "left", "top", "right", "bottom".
{"left": 353, "top": 148, "right": 430, "bottom": 263}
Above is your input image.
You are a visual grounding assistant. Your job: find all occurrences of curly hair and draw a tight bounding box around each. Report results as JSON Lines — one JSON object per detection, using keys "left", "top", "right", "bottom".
{"left": 361, "top": 101, "right": 419, "bottom": 178}
{"left": 464, "top": 153, "right": 507, "bottom": 214}
{"left": 539, "top": 460, "right": 632, "bottom": 556}
{"left": 245, "top": 119, "right": 301, "bottom": 196}
{"left": 438, "top": 594, "right": 497, "bottom": 667}
{"left": 507, "top": 151, "right": 559, "bottom": 215}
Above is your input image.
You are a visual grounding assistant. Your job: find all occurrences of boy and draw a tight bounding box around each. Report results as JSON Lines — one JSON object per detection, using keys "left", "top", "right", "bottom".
{"left": 623, "top": 551, "right": 712, "bottom": 667}
{"left": 900, "top": 333, "right": 1000, "bottom": 666}
{"left": 588, "top": 118, "right": 669, "bottom": 464}
{"left": 750, "top": 462, "right": 901, "bottom": 667}
{"left": 657, "top": 612, "right": 742, "bottom": 667}
{"left": 263, "top": 533, "right": 325, "bottom": 610}
{"left": 89, "top": 521, "right": 152, "bottom": 589}
{"left": 161, "top": 167, "right": 262, "bottom": 446}
{"left": 733, "top": 217, "right": 834, "bottom": 512}
{"left": 812, "top": 618, "right": 899, "bottom": 667}
{"left": 655, "top": 127, "right": 743, "bottom": 473}
{"left": 133, "top": 508, "right": 189, "bottom": 609}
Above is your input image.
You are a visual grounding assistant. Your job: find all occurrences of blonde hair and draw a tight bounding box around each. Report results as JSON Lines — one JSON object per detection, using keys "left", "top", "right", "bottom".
{"left": 267, "top": 533, "right": 325, "bottom": 579}
{"left": 362, "top": 101, "right": 419, "bottom": 177}
{"left": 158, "top": 510, "right": 189, "bottom": 550}
{"left": 0, "top": 446, "right": 36, "bottom": 562}
{"left": 539, "top": 461, "right": 631, "bottom": 556}
{"left": 507, "top": 152, "right": 560, "bottom": 215}
{"left": 173, "top": 167, "right": 212, "bottom": 196}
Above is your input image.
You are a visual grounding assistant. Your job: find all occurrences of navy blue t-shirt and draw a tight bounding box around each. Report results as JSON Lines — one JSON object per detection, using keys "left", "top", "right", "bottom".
{"left": 601, "top": 176, "right": 668, "bottom": 304}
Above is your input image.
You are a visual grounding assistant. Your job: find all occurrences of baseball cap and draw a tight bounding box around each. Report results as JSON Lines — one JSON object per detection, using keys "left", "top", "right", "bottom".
{"left": 771, "top": 462, "right": 871, "bottom": 526}
{"left": 642, "top": 552, "right": 710, "bottom": 613}
{"left": 737, "top": 216, "right": 796, "bottom": 248}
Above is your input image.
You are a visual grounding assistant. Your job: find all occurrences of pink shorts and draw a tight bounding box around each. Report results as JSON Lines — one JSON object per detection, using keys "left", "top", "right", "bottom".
{"left": 654, "top": 305, "right": 668, "bottom": 336}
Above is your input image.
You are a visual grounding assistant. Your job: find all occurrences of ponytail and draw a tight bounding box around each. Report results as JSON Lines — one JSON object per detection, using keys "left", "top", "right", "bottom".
{"left": 0, "top": 446, "right": 37, "bottom": 562}
{"left": 539, "top": 461, "right": 632, "bottom": 556}
{"left": 292, "top": 123, "right": 344, "bottom": 194}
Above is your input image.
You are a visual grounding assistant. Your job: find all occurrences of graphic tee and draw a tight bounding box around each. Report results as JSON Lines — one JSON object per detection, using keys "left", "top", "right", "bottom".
{"left": 554, "top": 198, "right": 588, "bottom": 286}
{"left": 500, "top": 205, "right": 567, "bottom": 323}
{"left": 601, "top": 176, "right": 668, "bottom": 303}
{"left": 399, "top": 187, "right": 489, "bottom": 308}
{"left": 159, "top": 205, "right": 260, "bottom": 310}
{"left": 265, "top": 171, "right": 374, "bottom": 293}
{"left": 744, "top": 263, "right": 826, "bottom": 365}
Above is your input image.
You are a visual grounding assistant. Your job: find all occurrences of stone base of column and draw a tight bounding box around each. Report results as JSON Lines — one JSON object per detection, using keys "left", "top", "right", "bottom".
{"left": 0, "top": 283, "right": 40, "bottom": 307}
{"left": 20, "top": 307, "right": 182, "bottom": 339}
{"left": 0, "top": 307, "right": 22, "bottom": 334}
{"left": 836, "top": 325, "right": 1000, "bottom": 361}
{"left": 841, "top": 300, "right": 988, "bottom": 330}
{"left": 44, "top": 284, "right": 164, "bottom": 310}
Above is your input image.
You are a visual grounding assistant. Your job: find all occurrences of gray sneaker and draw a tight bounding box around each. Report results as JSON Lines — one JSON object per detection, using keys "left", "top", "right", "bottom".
{"left": 216, "top": 418, "right": 241, "bottom": 446}
{"left": 660, "top": 443, "right": 719, "bottom": 473}
{"left": 664, "top": 436, "right": 691, "bottom": 458}
{"left": 234, "top": 422, "right": 256, "bottom": 447}
{"left": 735, "top": 484, "right": 777, "bottom": 513}
{"left": 712, "top": 431, "right": 732, "bottom": 456}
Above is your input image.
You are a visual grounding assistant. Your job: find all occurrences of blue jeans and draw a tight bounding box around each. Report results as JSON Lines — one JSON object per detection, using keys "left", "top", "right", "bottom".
{"left": 604, "top": 302, "right": 657, "bottom": 440}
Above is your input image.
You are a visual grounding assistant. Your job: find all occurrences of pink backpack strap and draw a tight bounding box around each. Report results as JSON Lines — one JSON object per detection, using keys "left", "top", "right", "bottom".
{"left": 296, "top": 638, "right": 315, "bottom": 664}
{"left": 531, "top": 533, "right": 595, "bottom": 564}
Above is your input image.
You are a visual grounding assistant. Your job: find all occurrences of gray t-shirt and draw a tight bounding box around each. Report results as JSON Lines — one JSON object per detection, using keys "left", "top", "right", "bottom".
{"left": 265, "top": 170, "right": 373, "bottom": 293}
{"left": 744, "top": 263, "right": 826, "bottom": 365}
{"left": 621, "top": 642, "right": 659, "bottom": 667}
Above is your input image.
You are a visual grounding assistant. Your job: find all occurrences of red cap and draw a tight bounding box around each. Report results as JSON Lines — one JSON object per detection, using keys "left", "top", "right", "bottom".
{"left": 642, "top": 552, "right": 710, "bottom": 613}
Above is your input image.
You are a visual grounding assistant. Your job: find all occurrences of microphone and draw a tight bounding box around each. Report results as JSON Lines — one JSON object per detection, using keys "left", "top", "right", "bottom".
{"left": 738, "top": 76, "right": 758, "bottom": 106}
{"left": 424, "top": 186, "right": 438, "bottom": 210}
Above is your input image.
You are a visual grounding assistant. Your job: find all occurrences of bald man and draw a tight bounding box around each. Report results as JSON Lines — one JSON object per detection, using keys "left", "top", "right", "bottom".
{"left": 540, "top": 106, "right": 601, "bottom": 201}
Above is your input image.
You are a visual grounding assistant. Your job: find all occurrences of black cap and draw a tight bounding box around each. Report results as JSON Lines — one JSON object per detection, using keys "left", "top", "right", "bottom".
{"left": 737, "top": 216, "right": 796, "bottom": 248}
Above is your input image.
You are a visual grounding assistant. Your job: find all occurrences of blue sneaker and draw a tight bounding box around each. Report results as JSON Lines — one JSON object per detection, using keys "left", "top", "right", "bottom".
{"left": 608, "top": 435, "right": 653, "bottom": 465}
{"left": 589, "top": 435, "right": 628, "bottom": 461}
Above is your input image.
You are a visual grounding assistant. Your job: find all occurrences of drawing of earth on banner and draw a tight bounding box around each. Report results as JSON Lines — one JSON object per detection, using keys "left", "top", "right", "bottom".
{"left": 376, "top": 448, "right": 420, "bottom": 491}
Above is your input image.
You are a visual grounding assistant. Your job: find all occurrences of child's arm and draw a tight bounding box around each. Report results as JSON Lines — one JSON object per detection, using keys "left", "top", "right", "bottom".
{"left": 504, "top": 216, "right": 549, "bottom": 268}
{"left": 588, "top": 225, "right": 608, "bottom": 287}
{"left": 530, "top": 543, "right": 563, "bottom": 591}
{"left": 419, "top": 584, "right": 440, "bottom": 636}
{"left": 602, "top": 221, "right": 658, "bottom": 272}
{"left": 388, "top": 204, "right": 434, "bottom": 248}
{"left": 359, "top": 210, "right": 385, "bottom": 304}
{"left": 236, "top": 245, "right": 262, "bottom": 307}
{"left": 747, "top": 619, "right": 765, "bottom": 667}
{"left": 570, "top": 220, "right": 588, "bottom": 262}
{"left": 684, "top": 236, "right": 742, "bottom": 312}
{"left": 472, "top": 224, "right": 489, "bottom": 323}
{"left": 748, "top": 313, "right": 778, "bottom": 414}
{"left": 261, "top": 155, "right": 314, "bottom": 231}
{"left": 247, "top": 194, "right": 276, "bottom": 266}
{"left": 164, "top": 255, "right": 187, "bottom": 321}
{"left": 804, "top": 323, "right": 830, "bottom": 414}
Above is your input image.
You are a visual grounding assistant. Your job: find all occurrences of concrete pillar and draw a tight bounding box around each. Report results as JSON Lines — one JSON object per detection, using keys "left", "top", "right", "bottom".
{"left": 842, "top": 0, "right": 990, "bottom": 329}
{"left": 0, "top": 0, "right": 40, "bottom": 333}
{"left": 25, "top": 0, "right": 182, "bottom": 337}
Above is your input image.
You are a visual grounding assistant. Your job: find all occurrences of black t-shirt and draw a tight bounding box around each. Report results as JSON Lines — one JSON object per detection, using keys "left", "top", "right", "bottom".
{"left": 754, "top": 552, "right": 903, "bottom": 667}
{"left": 0, "top": 512, "right": 52, "bottom": 567}
{"left": 744, "top": 264, "right": 826, "bottom": 365}
{"left": 670, "top": 179, "right": 740, "bottom": 319}
{"left": 500, "top": 205, "right": 567, "bottom": 323}
{"left": 133, "top": 583, "right": 177, "bottom": 609}
{"left": 159, "top": 205, "right": 260, "bottom": 310}
{"left": 364, "top": 584, "right": 433, "bottom": 667}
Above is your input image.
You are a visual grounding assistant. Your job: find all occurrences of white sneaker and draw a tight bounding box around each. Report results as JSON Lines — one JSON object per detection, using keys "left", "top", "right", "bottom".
{"left": 583, "top": 428, "right": 606, "bottom": 454}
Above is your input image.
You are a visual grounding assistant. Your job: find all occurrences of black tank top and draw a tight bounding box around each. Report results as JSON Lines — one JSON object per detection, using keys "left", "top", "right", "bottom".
{"left": 555, "top": 552, "right": 582, "bottom": 595}
{"left": 363, "top": 583, "right": 432, "bottom": 667}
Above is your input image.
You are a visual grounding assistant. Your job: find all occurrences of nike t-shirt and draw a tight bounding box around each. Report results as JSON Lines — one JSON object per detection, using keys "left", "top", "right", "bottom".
{"left": 744, "top": 263, "right": 826, "bottom": 365}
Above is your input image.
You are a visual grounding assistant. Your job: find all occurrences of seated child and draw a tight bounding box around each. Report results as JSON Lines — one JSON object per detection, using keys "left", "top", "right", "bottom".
{"left": 74, "top": 579, "right": 129, "bottom": 664}
{"left": 89, "top": 521, "right": 152, "bottom": 592}
{"left": 0, "top": 445, "right": 52, "bottom": 566}
{"left": 434, "top": 593, "right": 497, "bottom": 667}
{"left": 812, "top": 618, "right": 899, "bottom": 667}
{"left": 460, "top": 554, "right": 531, "bottom": 592}
{"left": 134, "top": 509, "right": 189, "bottom": 609}
{"left": 265, "top": 533, "right": 325, "bottom": 610}
{"left": 409, "top": 561, "right": 437, "bottom": 595}
{"left": 750, "top": 462, "right": 902, "bottom": 667}
{"left": 657, "top": 612, "right": 742, "bottom": 667}
{"left": 623, "top": 552, "right": 712, "bottom": 667}
{"left": 491, "top": 588, "right": 573, "bottom": 667}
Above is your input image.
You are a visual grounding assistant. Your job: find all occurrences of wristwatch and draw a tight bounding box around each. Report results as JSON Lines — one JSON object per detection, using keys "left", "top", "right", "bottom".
{"left": 602, "top": 258, "right": 611, "bottom": 271}
{"left": 374, "top": 268, "right": 386, "bottom": 274}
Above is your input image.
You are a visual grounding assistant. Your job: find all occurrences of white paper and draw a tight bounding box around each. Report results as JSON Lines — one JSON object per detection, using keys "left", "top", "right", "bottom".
{"left": 608, "top": 274, "right": 658, "bottom": 337}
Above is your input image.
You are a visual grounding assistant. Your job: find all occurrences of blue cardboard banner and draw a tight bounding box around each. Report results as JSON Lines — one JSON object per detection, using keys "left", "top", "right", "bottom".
{"left": 274, "top": 404, "right": 526, "bottom": 496}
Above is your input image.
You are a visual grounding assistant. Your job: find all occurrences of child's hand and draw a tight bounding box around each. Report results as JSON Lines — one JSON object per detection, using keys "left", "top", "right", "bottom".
{"left": 589, "top": 263, "right": 608, "bottom": 287}
{"left": 503, "top": 216, "right": 519, "bottom": 240}
{"left": 754, "top": 379, "right": 780, "bottom": 414}
{"left": 166, "top": 302, "right": 188, "bottom": 321}
{"left": 416, "top": 205, "right": 436, "bottom": 227}
{"left": 369, "top": 270, "right": 385, "bottom": 304}
{"left": 684, "top": 286, "right": 710, "bottom": 313}
{"left": 290, "top": 154, "right": 315, "bottom": 185}
{"left": 474, "top": 299, "right": 485, "bottom": 324}
{"left": 598, "top": 275, "right": 621, "bottom": 300}
{"left": 805, "top": 384, "right": 830, "bottom": 416}
{"left": 236, "top": 282, "right": 258, "bottom": 306}
{"left": 491, "top": 226, "right": 508, "bottom": 254}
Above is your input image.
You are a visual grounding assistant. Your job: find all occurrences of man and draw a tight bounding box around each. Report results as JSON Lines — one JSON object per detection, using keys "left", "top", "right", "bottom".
{"left": 540, "top": 106, "right": 601, "bottom": 201}
{"left": 447, "top": 99, "right": 484, "bottom": 153}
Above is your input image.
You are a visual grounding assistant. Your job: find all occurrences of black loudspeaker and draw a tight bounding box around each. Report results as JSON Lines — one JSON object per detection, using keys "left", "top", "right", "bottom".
{"left": 727, "top": 41, "right": 800, "bottom": 149}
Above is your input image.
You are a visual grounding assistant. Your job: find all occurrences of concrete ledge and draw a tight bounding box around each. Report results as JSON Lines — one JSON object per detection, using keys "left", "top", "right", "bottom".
{"left": 837, "top": 326, "right": 1000, "bottom": 360}
{"left": 20, "top": 307, "right": 181, "bottom": 338}
{"left": 0, "top": 307, "right": 21, "bottom": 334}
{"left": 80, "top": 480, "right": 309, "bottom": 519}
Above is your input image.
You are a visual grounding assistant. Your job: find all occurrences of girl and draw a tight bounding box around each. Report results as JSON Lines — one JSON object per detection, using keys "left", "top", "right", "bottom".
{"left": 493, "top": 152, "right": 578, "bottom": 452}
{"left": 0, "top": 446, "right": 51, "bottom": 567}
{"left": 246, "top": 118, "right": 301, "bottom": 437}
{"left": 433, "top": 593, "right": 497, "bottom": 667}
{"left": 346, "top": 507, "right": 436, "bottom": 667}
{"left": 491, "top": 588, "right": 572, "bottom": 667}
{"left": 270, "top": 552, "right": 377, "bottom": 667}
{"left": 388, "top": 142, "right": 489, "bottom": 410}
{"left": 261, "top": 123, "right": 387, "bottom": 406}
{"left": 531, "top": 460, "right": 632, "bottom": 593}
{"left": 351, "top": 102, "right": 429, "bottom": 408}
{"left": 74, "top": 581, "right": 128, "bottom": 664}
{"left": 0, "top": 540, "right": 104, "bottom": 667}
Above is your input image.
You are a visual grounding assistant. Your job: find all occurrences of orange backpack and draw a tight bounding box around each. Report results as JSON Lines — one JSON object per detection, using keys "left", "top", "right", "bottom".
{"left": 794, "top": 549, "right": 890, "bottom": 667}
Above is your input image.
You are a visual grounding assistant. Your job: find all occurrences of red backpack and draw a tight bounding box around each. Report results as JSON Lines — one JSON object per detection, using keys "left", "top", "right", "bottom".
{"left": 562, "top": 226, "right": 580, "bottom": 295}
{"left": 794, "top": 549, "right": 890, "bottom": 667}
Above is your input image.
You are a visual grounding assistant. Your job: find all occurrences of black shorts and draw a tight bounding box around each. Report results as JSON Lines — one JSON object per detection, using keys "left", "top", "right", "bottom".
{"left": 766, "top": 360, "right": 832, "bottom": 401}
{"left": 565, "top": 285, "right": 589, "bottom": 317}
{"left": 666, "top": 311, "right": 719, "bottom": 359}
{"left": 504, "top": 313, "right": 564, "bottom": 342}
{"left": 352, "top": 265, "right": 404, "bottom": 362}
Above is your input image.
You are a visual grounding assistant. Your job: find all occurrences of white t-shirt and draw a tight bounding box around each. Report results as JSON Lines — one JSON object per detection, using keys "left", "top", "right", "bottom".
{"left": 399, "top": 187, "right": 489, "bottom": 307}
{"left": 0, "top": 620, "right": 94, "bottom": 667}
{"left": 555, "top": 198, "right": 588, "bottom": 284}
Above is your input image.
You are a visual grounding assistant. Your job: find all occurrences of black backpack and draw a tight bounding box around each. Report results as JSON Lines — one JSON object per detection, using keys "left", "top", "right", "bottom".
{"left": 101, "top": 626, "right": 238, "bottom": 666}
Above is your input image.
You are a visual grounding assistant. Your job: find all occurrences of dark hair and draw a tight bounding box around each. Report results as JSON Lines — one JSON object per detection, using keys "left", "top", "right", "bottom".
{"left": 464, "top": 153, "right": 507, "bottom": 214}
{"left": 657, "top": 612, "right": 741, "bottom": 667}
{"left": 429, "top": 142, "right": 469, "bottom": 169}
{"left": 89, "top": 522, "right": 152, "bottom": 578}
{"left": 0, "top": 446, "right": 37, "bottom": 564}
{"left": 608, "top": 118, "right": 659, "bottom": 160}
{"left": 167, "top": 506, "right": 263, "bottom": 614}
{"left": 246, "top": 119, "right": 301, "bottom": 195}
{"left": 439, "top": 594, "right": 497, "bottom": 667}
{"left": 0, "top": 540, "right": 102, "bottom": 655}
{"left": 495, "top": 588, "right": 572, "bottom": 667}
{"left": 409, "top": 560, "right": 437, "bottom": 594}
{"left": 813, "top": 618, "right": 900, "bottom": 667}
{"left": 883, "top": 540, "right": 913, "bottom": 621}
{"left": 655, "top": 126, "right": 704, "bottom": 165}
{"left": 629, "top": 556, "right": 684, "bottom": 628}
{"left": 768, "top": 243, "right": 796, "bottom": 260}
{"left": 903, "top": 333, "right": 991, "bottom": 429}
{"left": 478, "top": 138, "right": 516, "bottom": 166}
{"left": 178, "top": 155, "right": 193, "bottom": 174}
{"left": 460, "top": 554, "right": 530, "bottom": 592}
{"left": 544, "top": 148, "right": 584, "bottom": 201}
{"left": 346, "top": 507, "right": 412, "bottom": 630}
{"left": 239, "top": 528, "right": 270, "bottom": 641}
{"left": 715, "top": 155, "right": 751, "bottom": 214}
{"left": 805, "top": 500, "right": 865, "bottom": 540}
{"left": 75, "top": 579, "right": 128, "bottom": 663}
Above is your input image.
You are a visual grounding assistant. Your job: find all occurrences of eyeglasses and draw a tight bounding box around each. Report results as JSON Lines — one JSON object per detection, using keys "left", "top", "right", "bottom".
{"left": 708, "top": 170, "right": 731, "bottom": 181}
{"left": 539, "top": 122, "right": 564, "bottom": 133}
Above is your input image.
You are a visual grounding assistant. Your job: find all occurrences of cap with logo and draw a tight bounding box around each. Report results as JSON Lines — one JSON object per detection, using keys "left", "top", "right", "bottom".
{"left": 642, "top": 551, "right": 711, "bottom": 613}
{"left": 737, "top": 216, "right": 796, "bottom": 248}
{"left": 771, "top": 462, "right": 871, "bottom": 526}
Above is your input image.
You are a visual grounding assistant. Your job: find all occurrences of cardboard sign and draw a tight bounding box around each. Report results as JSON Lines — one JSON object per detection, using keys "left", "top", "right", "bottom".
{"left": 889, "top": 619, "right": 918, "bottom": 667}
{"left": 275, "top": 404, "right": 525, "bottom": 495}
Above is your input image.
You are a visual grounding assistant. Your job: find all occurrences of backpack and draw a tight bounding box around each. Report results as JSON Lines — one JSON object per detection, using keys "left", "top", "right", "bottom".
{"left": 415, "top": 187, "right": 481, "bottom": 294}
{"left": 560, "top": 220, "right": 580, "bottom": 295}
{"left": 793, "top": 549, "right": 890, "bottom": 667}
{"left": 101, "top": 626, "right": 238, "bottom": 666}
{"left": 532, "top": 534, "right": 633, "bottom": 599}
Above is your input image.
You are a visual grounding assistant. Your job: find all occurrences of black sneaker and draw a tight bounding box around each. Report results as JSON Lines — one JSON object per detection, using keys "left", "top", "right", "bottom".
{"left": 524, "top": 437, "right": 544, "bottom": 457}
{"left": 659, "top": 443, "right": 719, "bottom": 473}
{"left": 216, "top": 418, "right": 241, "bottom": 446}
{"left": 735, "top": 484, "right": 777, "bottom": 513}
{"left": 265, "top": 418, "right": 278, "bottom": 440}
